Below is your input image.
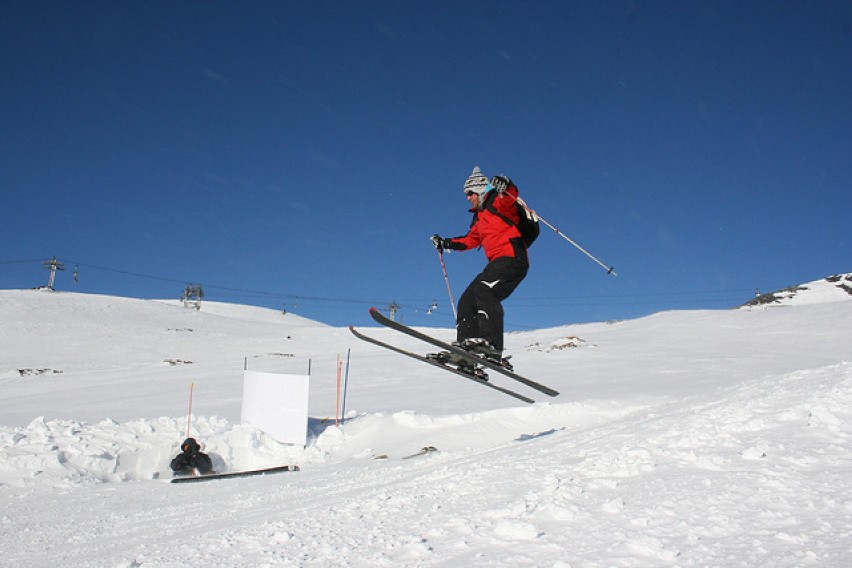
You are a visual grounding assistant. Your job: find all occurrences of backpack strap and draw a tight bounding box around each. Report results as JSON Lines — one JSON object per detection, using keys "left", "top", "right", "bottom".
{"left": 484, "top": 192, "right": 518, "bottom": 229}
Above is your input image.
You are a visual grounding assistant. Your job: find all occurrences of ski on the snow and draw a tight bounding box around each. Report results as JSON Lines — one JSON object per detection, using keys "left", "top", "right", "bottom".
{"left": 402, "top": 446, "right": 439, "bottom": 459}
{"left": 348, "top": 325, "right": 535, "bottom": 403}
{"left": 366, "top": 307, "right": 559, "bottom": 397}
{"left": 170, "top": 464, "right": 300, "bottom": 484}
{"left": 372, "top": 446, "right": 440, "bottom": 460}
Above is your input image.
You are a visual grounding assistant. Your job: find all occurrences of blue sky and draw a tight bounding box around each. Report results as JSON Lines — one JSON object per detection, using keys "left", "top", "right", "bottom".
{"left": 2, "top": 1, "right": 850, "bottom": 329}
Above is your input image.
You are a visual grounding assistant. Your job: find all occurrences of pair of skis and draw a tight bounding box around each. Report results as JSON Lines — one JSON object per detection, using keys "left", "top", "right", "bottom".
{"left": 349, "top": 307, "right": 558, "bottom": 403}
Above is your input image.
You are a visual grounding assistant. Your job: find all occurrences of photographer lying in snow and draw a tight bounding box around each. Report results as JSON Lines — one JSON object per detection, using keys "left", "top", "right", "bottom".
{"left": 170, "top": 437, "right": 213, "bottom": 476}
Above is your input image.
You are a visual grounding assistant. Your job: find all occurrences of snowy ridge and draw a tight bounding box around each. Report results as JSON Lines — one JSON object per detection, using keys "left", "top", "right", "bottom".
{"left": 743, "top": 272, "right": 852, "bottom": 307}
{"left": 1, "top": 283, "right": 851, "bottom": 566}
{"left": 0, "top": 400, "right": 643, "bottom": 487}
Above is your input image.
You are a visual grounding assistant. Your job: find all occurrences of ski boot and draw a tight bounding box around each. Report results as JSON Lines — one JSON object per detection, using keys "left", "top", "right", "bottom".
{"left": 426, "top": 350, "right": 465, "bottom": 365}
{"left": 456, "top": 358, "right": 489, "bottom": 381}
{"left": 459, "top": 338, "right": 514, "bottom": 371}
{"left": 427, "top": 349, "right": 489, "bottom": 381}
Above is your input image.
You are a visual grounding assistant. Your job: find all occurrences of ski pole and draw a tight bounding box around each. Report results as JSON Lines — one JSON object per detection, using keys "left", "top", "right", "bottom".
{"left": 436, "top": 247, "right": 458, "bottom": 320}
{"left": 335, "top": 354, "right": 342, "bottom": 426}
{"left": 516, "top": 196, "right": 617, "bottom": 276}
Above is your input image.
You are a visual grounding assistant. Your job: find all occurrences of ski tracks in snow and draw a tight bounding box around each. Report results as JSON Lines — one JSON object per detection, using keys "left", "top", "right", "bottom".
{"left": 169, "top": 363, "right": 849, "bottom": 566}
{"left": 232, "top": 362, "right": 852, "bottom": 567}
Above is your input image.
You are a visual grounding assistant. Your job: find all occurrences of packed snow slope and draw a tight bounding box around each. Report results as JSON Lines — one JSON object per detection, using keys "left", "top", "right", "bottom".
{"left": 1, "top": 273, "right": 850, "bottom": 567}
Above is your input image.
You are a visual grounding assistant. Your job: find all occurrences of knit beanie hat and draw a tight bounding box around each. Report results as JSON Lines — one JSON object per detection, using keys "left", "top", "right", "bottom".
{"left": 463, "top": 166, "right": 490, "bottom": 196}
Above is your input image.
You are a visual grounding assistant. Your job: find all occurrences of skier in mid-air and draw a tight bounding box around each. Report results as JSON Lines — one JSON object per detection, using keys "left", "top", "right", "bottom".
{"left": 431, "top": 166, "right": 531, "bottom": 368}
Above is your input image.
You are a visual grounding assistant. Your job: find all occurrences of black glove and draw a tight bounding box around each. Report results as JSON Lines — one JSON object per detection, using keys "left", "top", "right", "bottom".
{"left": 490, "top": 175, "right": 513, "bottom": 193}
{"left": 431, "top": 234, "right": 448, "bottom": 251}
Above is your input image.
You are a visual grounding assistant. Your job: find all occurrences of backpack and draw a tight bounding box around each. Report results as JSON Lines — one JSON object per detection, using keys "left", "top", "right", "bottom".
{"left": 514, "top": 197, "right": 540, "bottom": 247}
{"left": 486, "top": 195, "right": 540, "bottom": 248}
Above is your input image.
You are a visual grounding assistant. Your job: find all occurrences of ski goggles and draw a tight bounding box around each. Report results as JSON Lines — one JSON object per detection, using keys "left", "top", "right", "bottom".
{"left": 465, "top": 183, "right": 492, "bottom": 197}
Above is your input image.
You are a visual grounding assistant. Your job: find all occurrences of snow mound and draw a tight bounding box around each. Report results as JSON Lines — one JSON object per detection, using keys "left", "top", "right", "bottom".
{"left": 526, "top": 335, "right": 591, "bottom": 352}
{"left": 0, "top": 401, "right": 639, "bottom": 488}
{"left": 0, "top": 415, "right": 313, "bottom": 487}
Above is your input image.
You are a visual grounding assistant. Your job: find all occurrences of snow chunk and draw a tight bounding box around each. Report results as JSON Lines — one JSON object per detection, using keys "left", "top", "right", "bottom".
{"left": 493, "top": 519, "right": 542, "bottom": 541}
{"left": 807, "top": 405, "right": 843, "bottom": 430}
{"left": 602, "top": 497, "right": 625, "bottom": 514}
{"left": 741, "top": 446, "right": 767, "bottom": 460}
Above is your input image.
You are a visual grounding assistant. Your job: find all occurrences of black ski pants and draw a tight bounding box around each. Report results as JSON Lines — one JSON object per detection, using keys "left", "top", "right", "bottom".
{"left": 456, "top": 256, "right": 529, "bottom": 351}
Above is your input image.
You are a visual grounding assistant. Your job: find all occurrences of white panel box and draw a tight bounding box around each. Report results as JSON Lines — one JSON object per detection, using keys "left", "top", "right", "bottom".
{"left": 241, "top": 370, "right": 310, "bottom": 446}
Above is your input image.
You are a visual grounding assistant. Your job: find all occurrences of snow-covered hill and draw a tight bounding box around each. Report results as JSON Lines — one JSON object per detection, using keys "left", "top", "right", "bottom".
{"left": 1, "top": 282, "right": 850, "bottom": 567}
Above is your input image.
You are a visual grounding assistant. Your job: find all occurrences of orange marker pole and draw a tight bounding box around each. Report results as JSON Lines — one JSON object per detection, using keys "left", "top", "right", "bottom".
{"left": 186, "top": 382, "right": 195, "bottom": 438}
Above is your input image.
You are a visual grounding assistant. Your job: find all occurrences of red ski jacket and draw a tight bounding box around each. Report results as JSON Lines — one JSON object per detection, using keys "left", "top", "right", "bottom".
{"left": 446, "top": 186, "right": 529, "bottom": 263}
